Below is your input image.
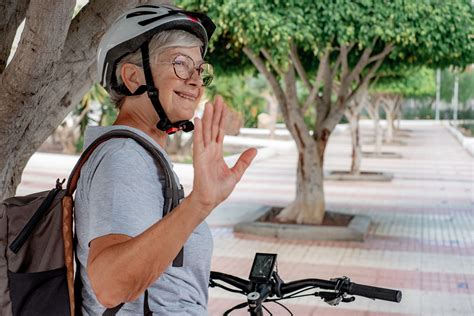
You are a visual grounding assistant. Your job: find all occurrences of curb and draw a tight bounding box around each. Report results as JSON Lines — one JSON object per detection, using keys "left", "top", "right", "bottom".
{"left": 443, "top": 122, "right": 474, "bottom": 156}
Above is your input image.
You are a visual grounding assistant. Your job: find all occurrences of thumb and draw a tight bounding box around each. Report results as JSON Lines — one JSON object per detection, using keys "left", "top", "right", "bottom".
{"left": 230, "top": 148, "right": 257, "bottom": 182}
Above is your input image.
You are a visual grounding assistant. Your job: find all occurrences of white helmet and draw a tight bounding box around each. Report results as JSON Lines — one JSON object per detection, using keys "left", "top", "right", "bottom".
{"left": 97, "top": 4, "right": 215, "bottom": 92}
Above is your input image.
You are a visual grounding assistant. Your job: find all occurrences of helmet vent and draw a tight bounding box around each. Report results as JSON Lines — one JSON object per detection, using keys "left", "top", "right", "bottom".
{"left": 137, "top": 11, "right": 179, "bottom": 26}
{"left": 126, "top": 11, "right": 157, "bottom": 19}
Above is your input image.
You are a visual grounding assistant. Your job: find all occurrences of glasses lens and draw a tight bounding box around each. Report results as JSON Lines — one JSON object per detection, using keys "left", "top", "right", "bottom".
{"left": 173, "top": 55, "right": 194, "bottom": 80}
{"left": 172, "top": 55, "right": 214, "bottom": 86}
{"left": 200, "top": 63, "right": 214, "bottom": 87}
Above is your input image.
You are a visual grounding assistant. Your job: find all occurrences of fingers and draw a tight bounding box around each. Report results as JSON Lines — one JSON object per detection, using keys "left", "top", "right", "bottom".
{"left": 217, "top": 102, "right": 227, "bottom": 145}
{"left": 202, "top": 102, "right": 213, "bottom": 146}
{"left": 230, "top": 148, "right": 257, "bottom": 182}
{"left": 193, "top": 117, "right": 203, "bottom": 154}
{"left": 211, "top": 96, "right": 223, "bottom": 141}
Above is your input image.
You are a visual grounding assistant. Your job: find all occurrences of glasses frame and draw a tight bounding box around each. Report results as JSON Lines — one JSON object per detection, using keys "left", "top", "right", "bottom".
{"left": 155, "top": 54, "right": 213, "bottom": 87}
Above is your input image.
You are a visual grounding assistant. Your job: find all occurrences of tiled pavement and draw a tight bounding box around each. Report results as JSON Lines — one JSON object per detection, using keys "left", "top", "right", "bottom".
{"left": 17, "top": 121, "right": 473, "bottom": 315}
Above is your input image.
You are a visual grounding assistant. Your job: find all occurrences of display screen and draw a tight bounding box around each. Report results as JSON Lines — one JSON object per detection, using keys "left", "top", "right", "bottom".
{"left": 249, "top": 253, "right": 277, "bottom": 282}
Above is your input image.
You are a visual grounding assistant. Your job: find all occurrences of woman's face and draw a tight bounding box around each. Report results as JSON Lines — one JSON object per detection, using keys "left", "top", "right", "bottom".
{"left": 151, "top": 46, "right": 205, "bottom": 123}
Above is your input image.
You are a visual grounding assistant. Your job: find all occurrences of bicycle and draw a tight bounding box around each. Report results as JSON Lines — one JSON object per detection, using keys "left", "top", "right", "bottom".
{"left": 209, "top": 253, "right": 402, "bottom": 315}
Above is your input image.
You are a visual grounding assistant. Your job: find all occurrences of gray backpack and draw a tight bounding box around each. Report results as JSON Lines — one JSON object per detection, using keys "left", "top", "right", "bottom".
{"left": 0, "top": 129, "right": 184, "bottom": 315}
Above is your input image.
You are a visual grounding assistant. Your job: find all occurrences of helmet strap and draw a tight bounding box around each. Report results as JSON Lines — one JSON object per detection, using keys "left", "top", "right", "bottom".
{"left": 139, "top": 41, "right": 194, "bottom": 135}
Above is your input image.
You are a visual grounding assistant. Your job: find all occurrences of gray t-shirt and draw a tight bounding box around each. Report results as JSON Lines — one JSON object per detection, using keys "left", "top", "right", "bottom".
{"left": 75, "top": 125, "right": 213, "bottom": 315}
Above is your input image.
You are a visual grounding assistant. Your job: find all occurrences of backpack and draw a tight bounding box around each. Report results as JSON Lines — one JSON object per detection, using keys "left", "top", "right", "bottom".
{"left": 0, "top": 129, "right": 184, "bottom": 316}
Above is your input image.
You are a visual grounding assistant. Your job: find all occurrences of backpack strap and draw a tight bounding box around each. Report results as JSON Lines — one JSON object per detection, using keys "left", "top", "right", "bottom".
{"left": 67, "top": 129, "right": 181, "bottom": 212}
{"left": 66, "top": 129, "right": 184, "bottom": 316}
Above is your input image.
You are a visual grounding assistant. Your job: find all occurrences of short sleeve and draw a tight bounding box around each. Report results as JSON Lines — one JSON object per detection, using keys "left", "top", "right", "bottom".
{"left": 85, "top": 140, "right": 165, "bottom": 244}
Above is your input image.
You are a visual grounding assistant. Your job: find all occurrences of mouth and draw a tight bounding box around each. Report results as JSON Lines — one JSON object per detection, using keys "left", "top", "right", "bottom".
{"left": 175, "top": 90, "right": 198, "bottom": 101}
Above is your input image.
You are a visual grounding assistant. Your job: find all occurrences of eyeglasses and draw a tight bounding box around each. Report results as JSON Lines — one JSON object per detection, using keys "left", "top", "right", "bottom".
{"left": 156, "top": 54, "right": 214, "bottom": 87}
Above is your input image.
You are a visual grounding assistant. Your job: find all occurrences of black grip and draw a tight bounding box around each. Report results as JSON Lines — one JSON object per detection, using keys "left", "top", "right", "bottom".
{"left": 210, "top": 271, "right": 252, "bottom": 293}
{"left": 347, "top": 283, "right": 402, "bottom": 302}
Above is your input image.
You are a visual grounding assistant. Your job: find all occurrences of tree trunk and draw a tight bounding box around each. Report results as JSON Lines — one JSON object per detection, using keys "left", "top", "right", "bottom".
{"left": 381, "top": 95, "right": 400, "bottom": 144}
{"left": 167, "top": 133, "right": 193, "bottom": 156}
{"left": 0, "top": 0, "right": 157, "bottom": 201}
{"left": 374, "top": 119, "right": 383, "bottom": 154}
{"left": 346, "top": 110, "right": 361, "bottom": 175}
{"left": 386, "top": 112, "right": 394, "bottom": 143}
{"left": 366, "top": 97, "right": 383, "bottom": 155}
{"left": 345, "top": 85, "right": 367, "bottom": 174}
{"left": 277, "top": 142, "right": 326, "bottom": 225}
{"left": 276, "top": 64, "right": 327, "bottom": 225}
{"left": 263, "top": 91, "right": 278, "bottom": 139}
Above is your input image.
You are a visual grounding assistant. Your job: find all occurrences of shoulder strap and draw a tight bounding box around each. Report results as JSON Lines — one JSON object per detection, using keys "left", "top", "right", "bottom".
{"left": 66, "top": 129, "right": 180, "bottom": 212}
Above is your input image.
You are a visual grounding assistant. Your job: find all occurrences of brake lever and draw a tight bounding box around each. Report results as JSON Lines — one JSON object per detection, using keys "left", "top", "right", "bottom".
{"left": 318, "top": 291, "right": 355, "bottom": 306}
{"left": 342, "top": 296, "right": 356, "bottom": 303}
{"left": 318, "top": 291, "right": 341, "bottom": 305}
{"left": 272, "top": 271, "right": 284, "bottom": 297}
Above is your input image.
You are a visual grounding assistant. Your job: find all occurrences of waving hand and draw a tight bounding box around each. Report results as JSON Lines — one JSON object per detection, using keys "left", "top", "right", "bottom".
{"left": 189, "top": 96, "right": 257, "bottom": 218}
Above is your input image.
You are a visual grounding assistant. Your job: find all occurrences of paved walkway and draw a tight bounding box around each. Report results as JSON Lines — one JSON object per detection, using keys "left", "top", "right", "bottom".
{"left": 18, "top": 121, "right": 473, "bottom": 315}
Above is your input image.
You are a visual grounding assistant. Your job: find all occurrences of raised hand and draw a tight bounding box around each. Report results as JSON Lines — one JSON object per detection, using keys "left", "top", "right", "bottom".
{"left": 189, "top": 95, "right": 257, "bottom": 218}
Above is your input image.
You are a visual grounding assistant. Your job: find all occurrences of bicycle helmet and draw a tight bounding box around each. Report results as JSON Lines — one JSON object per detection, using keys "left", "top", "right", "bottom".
{"left": 97, "top": 5, "right": 216, "bottom": 134}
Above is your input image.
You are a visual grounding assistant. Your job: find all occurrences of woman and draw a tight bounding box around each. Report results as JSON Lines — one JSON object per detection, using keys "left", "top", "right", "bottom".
{"left": 75, "top": 5, "right": 256, "bottom": 315}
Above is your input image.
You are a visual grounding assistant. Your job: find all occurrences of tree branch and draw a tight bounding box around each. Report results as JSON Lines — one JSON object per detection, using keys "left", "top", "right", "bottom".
{"left": 346, "top": 44, "right": 394, "bottom": 104}
{"left": 289, "top": 40, "right": 311, "bottom": 91}
{"left": 261, "top": 48, "right": 283, "bottom": 77}
{"left": 243, "top": 46, "right": 288, "bottom": 120}
{"left": 284, "top": 64, "right": 310, "bottom": 147}
{"left": 302, "top": 49, "right": 329, "bottom": 113}
{"left": 315, "top": 52, "right": 333, "bottom": 135}
{"left": 0, "top": 0, "right": 75, "bottom": 106}
{"left": 367, "top": 43, "right": 394, "bottom": 64}
{"left": 0, "top": 0, "right": 30, "bottom": 74}
{"left": 340, "top": 43, "right": 351, "bottom": 80}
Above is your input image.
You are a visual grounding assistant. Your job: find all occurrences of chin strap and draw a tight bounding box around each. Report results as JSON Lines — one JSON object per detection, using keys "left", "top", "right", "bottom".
{"left": 115, "top": 41, "right": 194, "bottom": 135}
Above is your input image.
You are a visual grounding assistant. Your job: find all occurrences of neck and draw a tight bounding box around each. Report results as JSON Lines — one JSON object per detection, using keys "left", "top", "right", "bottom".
{"left": 113, "top": 109, "right": 168, "bottom": 149}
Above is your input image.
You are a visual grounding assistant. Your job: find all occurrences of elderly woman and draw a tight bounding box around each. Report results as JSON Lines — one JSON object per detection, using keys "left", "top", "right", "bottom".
{"left": 75, "top": 5, "right": 256, "bottom": 315}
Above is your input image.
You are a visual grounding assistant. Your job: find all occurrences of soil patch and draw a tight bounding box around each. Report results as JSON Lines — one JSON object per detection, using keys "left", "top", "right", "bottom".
{"left": 325, "top": 170, "right": 393, "bottom": 182}
{"left": 234, "top": 206, "right": 371, "bottom": 241}
{"left": 259, "top": 207, "right": 353, "bottom": 227}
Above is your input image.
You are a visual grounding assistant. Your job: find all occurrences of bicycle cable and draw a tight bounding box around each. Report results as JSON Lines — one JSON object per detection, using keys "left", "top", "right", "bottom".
{"left": 210, "top": 280, "right": 247, "bottom": 295}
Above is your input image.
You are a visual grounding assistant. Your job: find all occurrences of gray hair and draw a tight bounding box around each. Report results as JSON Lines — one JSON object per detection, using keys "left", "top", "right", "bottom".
{"left": 110, "top": 29, "right": 203, "bottom": 108}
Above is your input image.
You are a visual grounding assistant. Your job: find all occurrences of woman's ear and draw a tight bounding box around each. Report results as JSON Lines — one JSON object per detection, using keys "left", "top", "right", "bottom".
{"left": 121, "top": 63, "right": 144, "bottom": 93}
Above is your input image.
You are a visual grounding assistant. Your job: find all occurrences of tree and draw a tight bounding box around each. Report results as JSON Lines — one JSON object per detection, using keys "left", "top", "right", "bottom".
{"left": 0, "top": 0, "right": 163, "bottom": 200}
{"left": 206, "top": 74, "right": 267, "bottom": 128}
{"left": 344, "top": 82, "right": 369, "bottom": 174}
{"left": 179, "top": 0, "right": 474, "bottom": 224}
{"left": 440, "top": 68, "right": 474, "bottom": 109}
{"left": 371, "top": 68, "right": 436, "bottom": 143}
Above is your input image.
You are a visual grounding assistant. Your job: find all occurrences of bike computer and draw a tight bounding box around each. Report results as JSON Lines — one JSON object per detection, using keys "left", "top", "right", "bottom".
{"left": 249, "top": 253, "right": 277, "bottom": 282}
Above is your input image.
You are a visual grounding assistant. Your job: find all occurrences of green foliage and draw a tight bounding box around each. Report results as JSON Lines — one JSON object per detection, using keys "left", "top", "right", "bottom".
{"left": 74, "top": 84, "right": 118, "bottom": 152}
{"left": 372, "top": 67, "right": 436, "bottom": 98}
{"left": 206, "top": 74, "right": 267, "bottom": 127}
{"left": 179, "top": 0, "right": 474, "bottom": 71}
{"left": 440, "top": 69, "right": 474, "bottom": 104}
{"left": 458, "top": 122, "right": 474, "bottom": 137}
{"left": 401, "top": 104, "right": 474, "bottom": 120}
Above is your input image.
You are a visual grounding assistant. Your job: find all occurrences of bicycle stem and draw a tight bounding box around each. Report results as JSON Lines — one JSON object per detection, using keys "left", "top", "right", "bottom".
{"left": 247, "top": 283, "right": 272, "bottom": 316}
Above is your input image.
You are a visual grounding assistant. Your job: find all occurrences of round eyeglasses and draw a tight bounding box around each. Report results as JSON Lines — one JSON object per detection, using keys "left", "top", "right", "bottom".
{"left": 157, "top": 54, "right": 214, "bottom": 87}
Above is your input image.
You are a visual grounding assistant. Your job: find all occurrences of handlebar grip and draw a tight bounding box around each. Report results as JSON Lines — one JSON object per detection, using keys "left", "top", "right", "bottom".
{"left": 210, "top": 271, "right": 252, "bottom": 293}
{"left": 347, "top": 283, "right": 402, "bottom": 302}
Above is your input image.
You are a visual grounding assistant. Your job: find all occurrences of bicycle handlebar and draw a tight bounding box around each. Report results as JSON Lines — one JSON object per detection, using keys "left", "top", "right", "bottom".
{"left": 210, "top": 271, "right": 252, "bottom": 293}
{"left": 210, "top": 271, "right": 402, "bottom": 303}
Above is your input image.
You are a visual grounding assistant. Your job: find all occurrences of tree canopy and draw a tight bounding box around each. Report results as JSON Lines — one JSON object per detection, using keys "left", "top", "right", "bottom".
{"left": 371, "top": 68, "right": 436, "bottom": 98}
{"left": 181, "top": 0, "right": 474, "bottom": 74}
{"left": 440, "top": 69, "right": 474, "bottom": 105}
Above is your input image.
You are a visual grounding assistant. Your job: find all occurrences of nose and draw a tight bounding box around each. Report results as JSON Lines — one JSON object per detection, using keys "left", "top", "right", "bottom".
{"left": 186, "top": 67, "right": 204, "bottom": 87}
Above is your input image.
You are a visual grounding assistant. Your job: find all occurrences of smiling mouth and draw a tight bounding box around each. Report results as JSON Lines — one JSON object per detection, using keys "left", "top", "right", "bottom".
{"left": 175, "top": 91, "right": 197, "bottom": 101}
